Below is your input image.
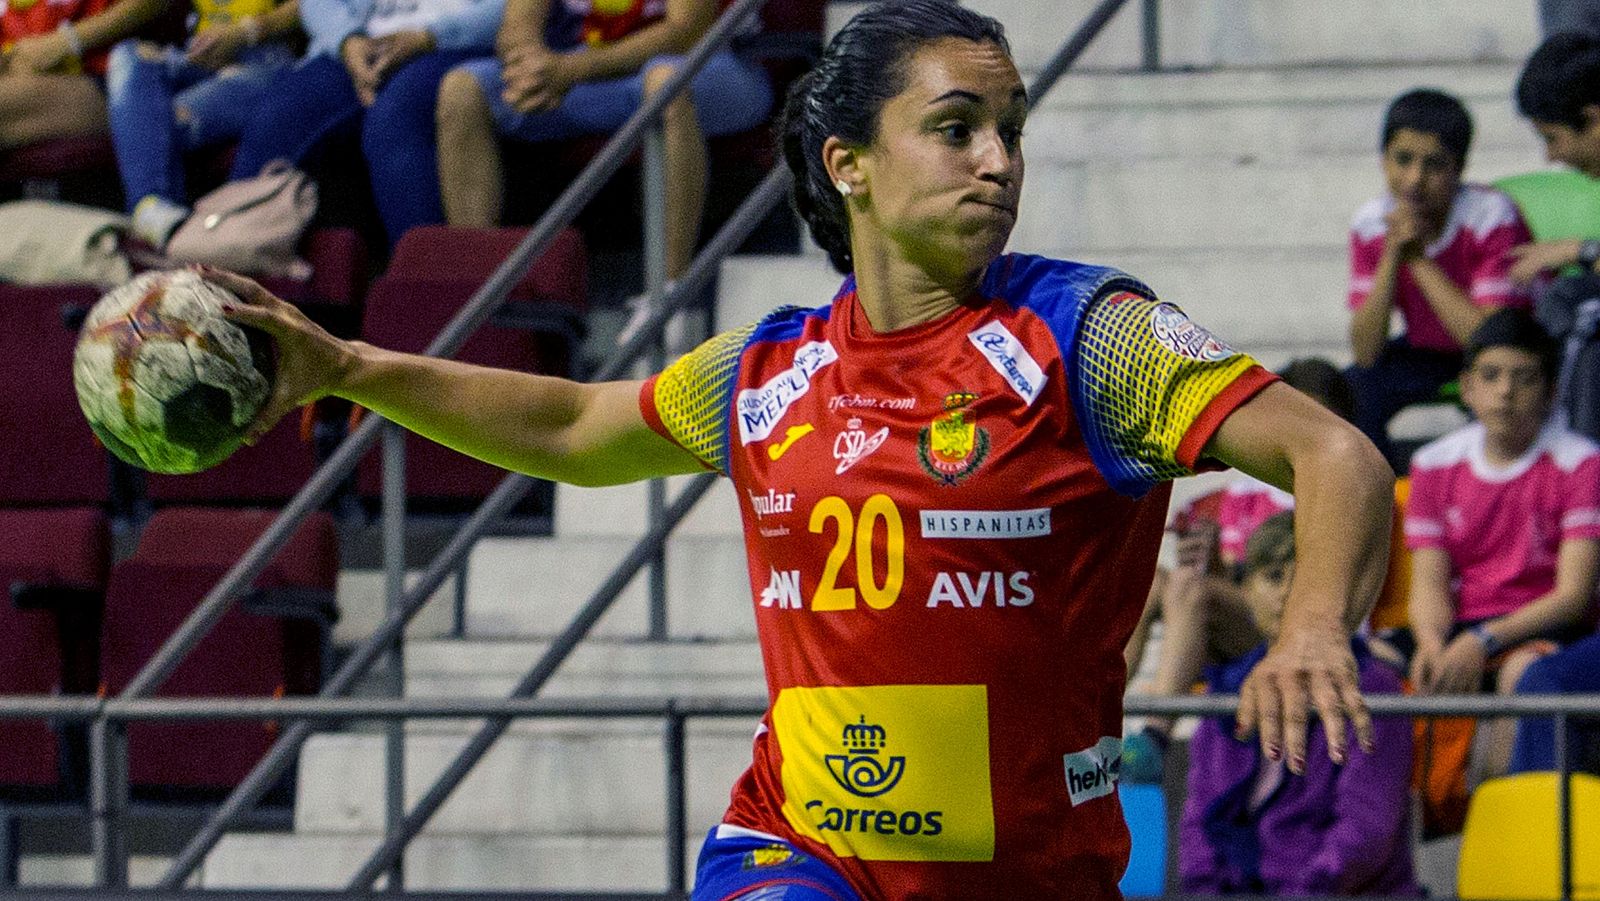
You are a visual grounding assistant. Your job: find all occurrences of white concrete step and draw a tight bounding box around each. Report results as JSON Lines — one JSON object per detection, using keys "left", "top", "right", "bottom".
{"left": 19, "top": 855, "right": 184, "bottom": 889}
{"left": 554, "top": 474, "right": 743, "bottom": 538}
{"left": 202, "top": 832, "right": 701, "bottom": 891}
{"left": 292, "top": 728, "right": 752, "bottom": 836}
{"left": 462, "top": 532, "right": 755, "bottom": 639}
{"left": 334, "top": 569, "right": 459, "bottom": 646}
{"left": 1016, "top": 152, "right": 1545, "bottom": 253}
{"left": 1031, "top": 63, "right": 1535, "bottom": 164}
{"left": 404, "top": 637, "right": 765, "bottom": 701}
{"left": 832, "top": 0, "right": 1538, "bottom": 74}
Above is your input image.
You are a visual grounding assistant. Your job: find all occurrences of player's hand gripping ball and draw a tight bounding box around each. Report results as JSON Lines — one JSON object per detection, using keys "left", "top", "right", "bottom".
{"left": 72, "top": 269, "right": 274, "bottom": 474}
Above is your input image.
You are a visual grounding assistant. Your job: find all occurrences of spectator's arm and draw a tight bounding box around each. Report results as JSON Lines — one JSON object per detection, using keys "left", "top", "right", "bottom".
{"left": 300, "top": 0, "right": 366, "bottom": 57}
{"left": 1479, "top": 538, "right": 1600, "bottom": 650}
{"left": 1408, "top": 546, "right": 1454, "bottom": 657}
{"left": 70, "top": 0, "right": 169, "bottom": 52}
{"left": 429, "top": 0, "right": 505, "bottom": 53}
{"left": 1288, "top": 669, "right": 1416, "bottom": 894}
{"left": 1350, "top": 235, "right": 1398, "bottom": 368}
{"left": 497, "top": 0, "right": 552, "bottom": 53}
{"left": 1409, "top": 257, "right": 1495, "bottom": 348}
{"left": 561, "top": 0, "right": 715, "bottom": 84}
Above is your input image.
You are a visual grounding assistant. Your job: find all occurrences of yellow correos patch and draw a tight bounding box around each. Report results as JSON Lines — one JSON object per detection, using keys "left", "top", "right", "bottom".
{"left": 773, "top": 684, "right": 993, "bottom": 862}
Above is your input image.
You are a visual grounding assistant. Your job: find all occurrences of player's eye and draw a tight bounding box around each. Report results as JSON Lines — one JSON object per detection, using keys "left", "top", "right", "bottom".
{"left": 938, "top": 121, "right": 972, "bottom": 144}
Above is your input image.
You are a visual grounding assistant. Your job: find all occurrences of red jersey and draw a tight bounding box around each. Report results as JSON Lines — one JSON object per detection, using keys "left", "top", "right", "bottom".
{"left": 559, "top": 0, "right": 736, "bottom": 47}
{"left": 641, "top": 254, "right": 1276, "bottom": 899}
{"left": 1, "top": 0, "right": 113, "bottom": 74}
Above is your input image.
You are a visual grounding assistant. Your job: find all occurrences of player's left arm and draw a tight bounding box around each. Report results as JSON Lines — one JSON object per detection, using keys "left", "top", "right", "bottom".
{"left": 1204, "top": 381, "right": 1393, "bottom": 774}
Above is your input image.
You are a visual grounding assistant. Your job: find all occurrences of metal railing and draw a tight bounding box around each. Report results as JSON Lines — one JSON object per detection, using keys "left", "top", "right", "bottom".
{"left": 66, "top": 0, "right": 1154, "bottom": 890}
{"left": 4, "top": 694, "right": 1599, "bottom": 898}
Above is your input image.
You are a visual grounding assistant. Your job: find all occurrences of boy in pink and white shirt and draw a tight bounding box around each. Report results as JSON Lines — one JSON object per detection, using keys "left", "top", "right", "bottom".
{"left": 1346, "top": 88, "right": 1532, "bottom": 469}
{"left": 1405, "top": 310, "right": 1600, "bottom": 776}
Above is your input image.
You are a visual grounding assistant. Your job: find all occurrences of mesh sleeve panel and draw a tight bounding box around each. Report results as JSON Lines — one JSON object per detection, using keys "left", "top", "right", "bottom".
{"left": 1074, "top": 291, "right": 1262, "bottom": 493}
{"left": 649, "top": 320, "right": 761, "bottom": 475}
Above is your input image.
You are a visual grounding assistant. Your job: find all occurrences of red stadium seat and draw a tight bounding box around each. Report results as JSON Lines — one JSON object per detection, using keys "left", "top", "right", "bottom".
{"left": 0, "top": 283, "right": 114, "bottom": 507}
{"left": 0, "top": 599, "right": 66, "bottom": 790}
{"left": 0, "top": 507, "right": 110, "bottom": 793}
{"left": 99, "top": 508, "right": 336, "bottom": 794}
{"left": 355, "top": 227, "right": 586, "bottom": 509}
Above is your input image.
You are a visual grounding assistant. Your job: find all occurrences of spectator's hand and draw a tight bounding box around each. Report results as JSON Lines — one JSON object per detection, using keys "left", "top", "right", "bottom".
{"left": 1427, "top": 632, "right": 1488, "bottom": 695}
{"left": 370, "top": 29, "right": 434, "bottom": 83}
{"left": 1236, "top": 618, "right": 1373, "bottom": 775}
{"left": 1175, "top": 520, "right": 1220, "bottom": 572}
{"left": 341, "top": 34, "right": 381, "bottom": 106}
{"left": 8, "top": 31, "right": 76, "bottom": 73}
{"left": 1384, "top": 204, "right": 1424, "bottom": 259}
{"left": 1409, "top": 638, "right": 1442, "bottom": 691}
{"left": 199, "top": 267, "right": 355, "bottom": 445}
{"left": 1507, "top": 238, "right": 1582, "bottom": 285}
{"left": 186, "top": 23, "right": 249, "bottom": 70}
{"left": 502, "top": 46, "right": 575, "bottom": 114}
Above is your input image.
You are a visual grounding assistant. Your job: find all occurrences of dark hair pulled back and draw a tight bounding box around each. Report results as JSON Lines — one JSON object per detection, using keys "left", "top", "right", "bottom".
{"left": 776, "top": 0, "right": 1008, "bottom": 273}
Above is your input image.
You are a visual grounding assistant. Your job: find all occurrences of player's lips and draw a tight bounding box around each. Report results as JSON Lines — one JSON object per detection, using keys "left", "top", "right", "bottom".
{"left": 966, "top": 196, "right": 1018, "bottom": 217}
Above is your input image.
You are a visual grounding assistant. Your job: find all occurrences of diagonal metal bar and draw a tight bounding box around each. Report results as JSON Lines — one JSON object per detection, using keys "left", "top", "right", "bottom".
{"left": 1025, "top": 0, "right": 1130, "bottom": 108}
{"left": 346, "top": 473, "right": 719, "bottom": 890}
{"left": 157, "top": 162, "right": 791, "bottom": 890}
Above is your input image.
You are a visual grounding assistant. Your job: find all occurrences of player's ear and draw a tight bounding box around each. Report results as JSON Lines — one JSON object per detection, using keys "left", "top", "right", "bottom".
{"left": 823, "top": 136, "right": 866, "bottom": 200}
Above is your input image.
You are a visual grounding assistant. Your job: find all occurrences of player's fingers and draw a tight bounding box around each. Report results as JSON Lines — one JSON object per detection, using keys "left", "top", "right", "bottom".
{"left": 197, "top": 266, "right": 274, "bottom": 307}
{"left": 1342, "top": 676, "right": 1375, "bottom": 754}
{"left": 1280, "top": 670, "right": 1311, "bottom": 775}
{"left": 1235, "top": 675, "right": 1258, "bottom": 741}
{"left": 1256, "top": 675, "right": 1285, "bottom": 763}
{"left": 1310, "top": 671, "right": 1348, "bottom": 765}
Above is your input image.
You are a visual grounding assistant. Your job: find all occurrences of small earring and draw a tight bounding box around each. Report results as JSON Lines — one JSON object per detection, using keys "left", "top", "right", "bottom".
{"left": 835, "top": 180, "right": 853, "bottom": 197}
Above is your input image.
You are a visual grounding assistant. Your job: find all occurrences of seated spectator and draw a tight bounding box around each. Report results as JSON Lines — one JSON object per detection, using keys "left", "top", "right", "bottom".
{"left": 108, "top": 0, "right": 301, "bottom": 247}
{"left": 1179, "top": 511, "right": 1419, "bottom": 897}
{"left": 1507, "top": 32, "right": 1600, "bottom": 285}
{"left": 1121, "top": 358, "right": 1353, "bottom": 783}
{"left": 1509, "top": 630, "right": 1600, "bottom": 773}
{"left": 223, "top": 0, "right": 513, "bottom": 246}
{"left": 0, "top": 0, "right": 162, "bottom": 149}
{"left": 1346, "top": 88, "right": 1532, "bottom": 470}
{"left": 434, "top": 0, "right": 773, "bottom": 279}
{"left": 1406, "top": 310, "right": 1600, "bottom": 777}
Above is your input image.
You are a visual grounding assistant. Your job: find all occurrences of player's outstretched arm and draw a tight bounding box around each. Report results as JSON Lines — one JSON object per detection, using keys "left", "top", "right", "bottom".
{"left": 1203, "top": 381, "right": 1394, "bottom": 775}
{"left": 204, "top": 268, "right": 708, "bottom": 487}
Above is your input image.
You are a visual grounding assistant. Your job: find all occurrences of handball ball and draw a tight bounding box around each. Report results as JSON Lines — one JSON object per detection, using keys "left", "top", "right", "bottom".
{"left": 72, "top": 269, "right": 274, "bottom": 475}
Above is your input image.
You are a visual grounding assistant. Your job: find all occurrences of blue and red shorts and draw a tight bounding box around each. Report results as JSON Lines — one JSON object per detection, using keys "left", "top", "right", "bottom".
{"left": 691, "top": 825, "right": 861, "bottom": 901}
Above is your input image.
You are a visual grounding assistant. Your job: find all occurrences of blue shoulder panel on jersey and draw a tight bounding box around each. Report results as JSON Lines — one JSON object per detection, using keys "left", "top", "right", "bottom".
{"left": 747, "top": 300, "right": 834, "bottom": 347}
{"left": 983, "top": 253, "right": 1160, "bottom": 496}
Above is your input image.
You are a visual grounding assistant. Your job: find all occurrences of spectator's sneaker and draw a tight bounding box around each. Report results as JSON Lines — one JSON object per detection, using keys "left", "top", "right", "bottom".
{"left": 131, "top": 195, "right": 189, "bottom": 250}
{"left": 1120, "top": 726, "right": 1169, "bottom": 784}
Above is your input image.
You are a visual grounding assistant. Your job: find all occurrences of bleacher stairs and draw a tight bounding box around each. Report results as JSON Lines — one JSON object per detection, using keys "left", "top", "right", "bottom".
{"left": 21, "top": 0, "right": 1545, "bottom": 890}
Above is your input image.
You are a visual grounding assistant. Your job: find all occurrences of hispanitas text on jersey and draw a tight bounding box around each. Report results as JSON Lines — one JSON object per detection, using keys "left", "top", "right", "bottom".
{"left": 639, "top": 253, "right": 1278, "bottom": 900}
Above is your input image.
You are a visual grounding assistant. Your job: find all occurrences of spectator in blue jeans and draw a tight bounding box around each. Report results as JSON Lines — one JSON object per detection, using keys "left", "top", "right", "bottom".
{"left": 1510, "top": 632, "right": 1600, "bottom": 772}
{"left": 107, "top": 0, "right": 302, "bottom": 247}
{"left": 435, "top": 0, "right": 772, "bottom": 279}
{"left": 224, "top": 0, "right": 547, "bottom": 245}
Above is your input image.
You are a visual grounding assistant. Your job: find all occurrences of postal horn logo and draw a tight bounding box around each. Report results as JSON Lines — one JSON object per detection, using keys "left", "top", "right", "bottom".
{"left": 825, "top": 715, "right": 906, "bottom": 798}
{"left": 918, "top": 392, "right": 989, "bottom": 485}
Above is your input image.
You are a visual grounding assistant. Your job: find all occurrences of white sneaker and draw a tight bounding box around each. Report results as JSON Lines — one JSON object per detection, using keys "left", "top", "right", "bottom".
{"left": 131, "top": 195, "right": 189, "bottom": 250}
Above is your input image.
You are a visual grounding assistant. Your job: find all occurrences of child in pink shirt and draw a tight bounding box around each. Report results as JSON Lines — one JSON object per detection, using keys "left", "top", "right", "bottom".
{"left": 1406, "top": 310, "right": 1600, "bottom": 775}
{"left": 1345, "top": 88, "right": 1533, "bottom": 470}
